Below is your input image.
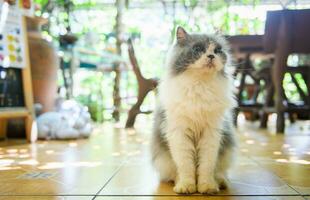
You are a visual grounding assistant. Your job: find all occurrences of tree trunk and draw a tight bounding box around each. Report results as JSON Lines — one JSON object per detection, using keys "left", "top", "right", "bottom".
{"left": 112, "top": 0, "right": 125, "bottom": 121}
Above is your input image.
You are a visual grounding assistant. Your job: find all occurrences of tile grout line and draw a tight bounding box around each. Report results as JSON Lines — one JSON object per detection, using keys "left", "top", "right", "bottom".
{"left": 92, "top": 160, "right": 127, "bottom": 200}
{"left": 247, "top": 155, "right": 304, "bottom": 196}
{"left": 0, "top": 195, "right": 95, "bottom": 197}
{"left": 0, "top": 194, "right": 305, "bottom": 197}
{"left": 90, "top": 195, "right": 308, "bottom": 200}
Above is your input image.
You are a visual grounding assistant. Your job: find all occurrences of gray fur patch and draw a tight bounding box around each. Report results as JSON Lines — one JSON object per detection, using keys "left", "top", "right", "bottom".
{"left": 170, "top": 34, "right": 229, "bottom": 76}
{"left": 151, "top": 106, "right": 169, "bottom": 161}
{"left": 219, "top": 114, "right": 236, "bottom": 156}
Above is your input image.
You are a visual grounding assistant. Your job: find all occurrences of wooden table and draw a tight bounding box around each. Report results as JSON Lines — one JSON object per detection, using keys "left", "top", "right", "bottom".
{"left": 264, "top": 9, "right": 310, "bottom": 133}
{"left": 228, "top": 9, "right": 310, "bottom": 133}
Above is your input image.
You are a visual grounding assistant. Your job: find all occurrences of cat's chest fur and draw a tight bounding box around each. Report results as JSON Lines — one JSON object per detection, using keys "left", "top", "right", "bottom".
{"left": 159, "top": 72, "right": 234, "bottom": 128}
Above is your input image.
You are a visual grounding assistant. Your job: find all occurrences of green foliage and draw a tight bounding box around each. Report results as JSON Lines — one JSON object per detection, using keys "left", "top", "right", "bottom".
{"left": 283, "top": 73, "right": 308, "bottom": 102}
{"left": 34, "top": 0, "right": 48, "bottom": 6}
{"left": 284, "top": 73, "right": 299, "bottom": 102}
{"left": 181, "top": 0, "right": 199, "bottom": 9}
{"left": 75, "top": 71, "right": 105, "bottom": 122}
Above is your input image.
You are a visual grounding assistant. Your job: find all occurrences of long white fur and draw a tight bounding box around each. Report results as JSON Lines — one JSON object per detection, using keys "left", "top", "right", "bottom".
{"left": 156, "top": 42, "right": 235, "bottom": 194}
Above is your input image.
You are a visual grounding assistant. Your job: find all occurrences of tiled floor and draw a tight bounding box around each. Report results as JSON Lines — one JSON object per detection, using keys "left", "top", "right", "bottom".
{"left": 0, "top": 116, "right": 309, "bottom": 200}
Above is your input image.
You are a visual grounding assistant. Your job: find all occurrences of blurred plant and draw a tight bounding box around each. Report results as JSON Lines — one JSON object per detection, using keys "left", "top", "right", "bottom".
{"left": 34, "top": 0, "right": 75, "bottom": 41}
{"left": 75, "top": 71, "right": 105, "bottom": 122}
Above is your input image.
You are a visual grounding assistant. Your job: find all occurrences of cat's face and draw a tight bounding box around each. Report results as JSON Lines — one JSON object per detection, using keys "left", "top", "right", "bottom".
{"left": 169, "top": 27, "right": 229, "bottom": 75}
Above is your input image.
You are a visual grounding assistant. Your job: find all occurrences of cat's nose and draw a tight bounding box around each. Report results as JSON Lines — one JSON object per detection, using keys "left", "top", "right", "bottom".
{"left": 207, "top": 54, "right": 215, "bottom": 59}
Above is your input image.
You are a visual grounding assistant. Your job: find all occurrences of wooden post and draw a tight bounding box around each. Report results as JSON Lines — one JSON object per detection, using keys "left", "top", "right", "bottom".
{"left": 112, "top": 0, "right": 126, "bottom": 121}
{"left": 114, "top": 0, "right": 124, "bottom": 56}
{"left": 21, "top": 16, "right": 37, "bottom": 142}
{"left": 272, "top": 14, "right": 291, "bottom": 133}
{"left": 112, "top": 62, "right": 121, "bottom": 121}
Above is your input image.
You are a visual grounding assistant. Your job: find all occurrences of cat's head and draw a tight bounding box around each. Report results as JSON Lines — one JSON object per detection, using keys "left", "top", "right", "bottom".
{"left": 167, "top": 26, "right": 230, "bottom": 76}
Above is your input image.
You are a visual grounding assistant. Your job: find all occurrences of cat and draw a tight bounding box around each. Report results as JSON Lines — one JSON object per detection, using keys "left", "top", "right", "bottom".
{"left": 151, "top": 26, "right": 236, "bottom": 194}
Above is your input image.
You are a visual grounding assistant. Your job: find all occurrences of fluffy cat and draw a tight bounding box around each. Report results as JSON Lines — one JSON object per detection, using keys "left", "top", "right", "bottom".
{"left": 151, "top": 26, "right": 236, "bottom": 194}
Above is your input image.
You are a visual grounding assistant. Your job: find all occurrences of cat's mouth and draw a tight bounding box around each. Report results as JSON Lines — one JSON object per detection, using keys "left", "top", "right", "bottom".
{"left": 204, "top": 61, "right": 215, "bottom": 68}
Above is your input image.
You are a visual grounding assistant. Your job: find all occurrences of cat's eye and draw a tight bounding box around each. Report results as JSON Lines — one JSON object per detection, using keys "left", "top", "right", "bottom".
{"left": 214, "top": 47, "right": 222, "bottom": 54}
{"left": 192, "top": 44, "right": 205, "bottom": 53}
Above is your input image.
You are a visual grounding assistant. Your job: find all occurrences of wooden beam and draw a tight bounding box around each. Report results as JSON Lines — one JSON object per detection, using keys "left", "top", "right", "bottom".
{"left": 0, "top": 108, "right": 29, "bottom": 118}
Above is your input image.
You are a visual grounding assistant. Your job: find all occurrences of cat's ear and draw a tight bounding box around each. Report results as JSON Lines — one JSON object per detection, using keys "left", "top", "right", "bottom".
{"left": 214, "top": 28, "right": 224, "bottom": 36}
{"left": 176, "top": 26, "right": 188, "bottom": 44}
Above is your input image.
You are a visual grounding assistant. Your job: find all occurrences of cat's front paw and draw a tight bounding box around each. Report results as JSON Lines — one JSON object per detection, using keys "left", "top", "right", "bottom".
{"left": 173, "top": 180, "right": 196, "bottom": 194}
{"left": 197, "top": 180, "right": 219, "bottom": 194}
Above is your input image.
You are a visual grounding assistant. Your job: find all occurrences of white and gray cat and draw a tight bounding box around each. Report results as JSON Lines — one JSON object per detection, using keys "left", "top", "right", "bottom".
{"left": 151, "top": 27, "right": 236, "bottom": 194}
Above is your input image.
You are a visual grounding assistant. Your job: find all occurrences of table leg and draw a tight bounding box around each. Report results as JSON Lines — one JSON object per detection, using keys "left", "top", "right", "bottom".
{"left": 0, "top": 120, "right": 7, "bottom": 140}
{"left": 260, "top": 84, "right": 274, "bottom": 128}
{"left": 272, "top": 19, "right": 290, "bottom": 133}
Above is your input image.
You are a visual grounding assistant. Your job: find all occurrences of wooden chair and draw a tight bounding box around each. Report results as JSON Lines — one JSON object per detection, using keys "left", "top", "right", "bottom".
{"left": 228, "top": 35, "right": 268, "bottom": 125}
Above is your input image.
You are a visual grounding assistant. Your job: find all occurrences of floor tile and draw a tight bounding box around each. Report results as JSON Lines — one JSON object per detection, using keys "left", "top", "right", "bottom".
{"left": 0, "top": 163, "right": 122, "bottom": 195}
{"left": 222, "top": 163, "right": 298, "bottom": 195}
{"left": 0, "top": 120, "right": 309, "bottom": 197}
{"left": 255, "top": 153, "right": 310, "bottom": 195}
{"left": 0, "top": 161, "right": 122, "bottom": 195}
{"left": 99, "top": 155, "right": 297, "bottom": 195}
